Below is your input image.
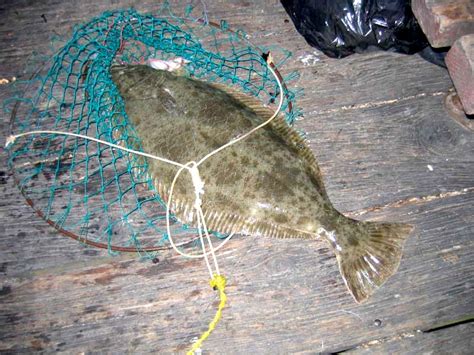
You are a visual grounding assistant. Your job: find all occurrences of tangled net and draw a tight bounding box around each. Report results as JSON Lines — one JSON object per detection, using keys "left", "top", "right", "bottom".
{"left": 5, "top": 4, "right": 301, "bottom": 259}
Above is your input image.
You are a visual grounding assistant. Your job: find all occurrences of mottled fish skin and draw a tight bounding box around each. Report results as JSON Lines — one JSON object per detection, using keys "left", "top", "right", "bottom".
{"left": 110, "top": 65, "right": 413, "bottom": 303}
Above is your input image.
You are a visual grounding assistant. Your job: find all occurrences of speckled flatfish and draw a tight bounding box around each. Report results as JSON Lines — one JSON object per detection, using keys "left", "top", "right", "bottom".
{"left": 110, "top": 65, "right": 413, "bottom": 303}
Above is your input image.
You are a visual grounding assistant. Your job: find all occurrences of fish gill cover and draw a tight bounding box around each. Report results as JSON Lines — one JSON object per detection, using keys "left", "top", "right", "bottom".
{"left": 4, "top": 3, "right": 301, "bottom": 259}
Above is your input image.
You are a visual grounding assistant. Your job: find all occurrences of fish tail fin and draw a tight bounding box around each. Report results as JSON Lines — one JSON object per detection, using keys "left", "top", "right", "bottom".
{"left": 328, "top": 218, "right": 413, "bottom": 303}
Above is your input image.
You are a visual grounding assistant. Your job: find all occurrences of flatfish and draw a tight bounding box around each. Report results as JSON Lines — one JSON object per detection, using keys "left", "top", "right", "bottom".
{"left": 110, "top": 65, "right": 413, "bottom": 302}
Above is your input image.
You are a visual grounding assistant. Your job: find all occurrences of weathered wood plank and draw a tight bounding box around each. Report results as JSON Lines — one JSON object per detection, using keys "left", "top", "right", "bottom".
{"left": 299, "top": 92, "right": 474, "bottom": 213}
{"left": 1, "top": 0, "right": 473, "bottom": 353}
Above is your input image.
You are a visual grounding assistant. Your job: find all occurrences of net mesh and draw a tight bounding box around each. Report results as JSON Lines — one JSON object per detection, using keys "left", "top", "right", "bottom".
{"left": 5, "top": 5, "right": 301, "bottom": 259}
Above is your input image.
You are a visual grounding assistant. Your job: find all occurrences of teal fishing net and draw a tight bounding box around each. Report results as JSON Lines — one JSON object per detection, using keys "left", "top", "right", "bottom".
{"left": 5, "top": 4, "right": 301, "bottom": 259}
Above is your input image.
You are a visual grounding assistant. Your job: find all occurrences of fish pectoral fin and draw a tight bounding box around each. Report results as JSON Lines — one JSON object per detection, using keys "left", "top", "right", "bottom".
{"left": 330, "top": 220, "right": 414, "bottom": 303}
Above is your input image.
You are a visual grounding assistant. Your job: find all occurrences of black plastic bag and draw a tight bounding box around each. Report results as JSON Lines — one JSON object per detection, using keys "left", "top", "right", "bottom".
{"left": 281, "top": 0, "right": 434, "bottom": 59}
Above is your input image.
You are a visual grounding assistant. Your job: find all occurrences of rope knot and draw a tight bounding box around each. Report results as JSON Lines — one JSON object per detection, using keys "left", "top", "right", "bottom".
{"left": 209, "top": 274, "right": 226, "bottom": 291}
{"left": 5, "top": 135, "right": 17, "bottom": 148}
{"left": 187, "top": 161, "right": 204, "bottom": 208}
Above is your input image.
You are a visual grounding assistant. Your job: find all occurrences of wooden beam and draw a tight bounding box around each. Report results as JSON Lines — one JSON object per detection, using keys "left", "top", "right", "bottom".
{"left": 412, "top": 0, "right": 474, "bottom": 48}
{"left": 446, "top": 34, "right": 474, "bottom": 114}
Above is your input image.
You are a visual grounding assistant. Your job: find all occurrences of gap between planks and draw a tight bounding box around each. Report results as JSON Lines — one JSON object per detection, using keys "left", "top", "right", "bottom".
{"left": 340, "top": 318, "right": 474, "bottom": 353}
{"left": 346, "top": 186, "right": 474, "bottom": 217}
{"left": 306, "top": 91, "right": 447, "bottom": 116}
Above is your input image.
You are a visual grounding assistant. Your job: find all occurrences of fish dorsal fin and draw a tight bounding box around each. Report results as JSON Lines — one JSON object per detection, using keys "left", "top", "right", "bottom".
{"left": 210, "top": 81, "right": 328, "bottom": 196}
{"left": 209, "top": 82, "right": 277, "bottom": 121}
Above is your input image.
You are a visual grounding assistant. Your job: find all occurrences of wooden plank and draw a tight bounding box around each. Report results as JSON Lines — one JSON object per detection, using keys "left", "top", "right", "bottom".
{"left": 299, "top": 87, "right": 474, "bottom": 214}
{"left": 1, "top": 0, "right": 473, "bottom": 353}
{"left": 412, "top": 0, "right": 474, "bottom": 48}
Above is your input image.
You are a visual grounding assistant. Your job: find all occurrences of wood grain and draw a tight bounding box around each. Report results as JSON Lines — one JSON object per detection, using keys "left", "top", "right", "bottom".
{"left": 1, "top": 0, "right": 473, "bottom": 353}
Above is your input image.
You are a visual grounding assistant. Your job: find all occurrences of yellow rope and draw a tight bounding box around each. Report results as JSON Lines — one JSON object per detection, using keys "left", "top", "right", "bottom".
{"left": 187, "top": 274, "right": 227, "bottom": 355}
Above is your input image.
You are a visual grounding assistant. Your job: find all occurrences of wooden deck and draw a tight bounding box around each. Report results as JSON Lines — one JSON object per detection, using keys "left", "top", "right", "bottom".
{"left": 1, "top": 1, "right": 473, "bottom": 353}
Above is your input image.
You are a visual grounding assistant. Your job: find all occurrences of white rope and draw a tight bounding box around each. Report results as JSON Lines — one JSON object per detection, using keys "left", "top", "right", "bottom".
{"left": 6, "top": 131, "right": 187, "bottom": 169}
{"left": 5, "top": 56, "right": 285, "bottom": 279}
